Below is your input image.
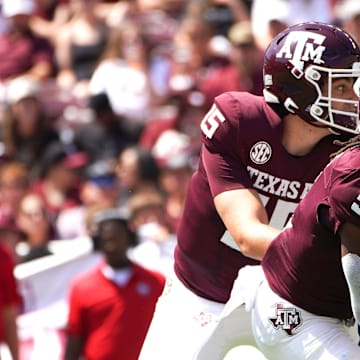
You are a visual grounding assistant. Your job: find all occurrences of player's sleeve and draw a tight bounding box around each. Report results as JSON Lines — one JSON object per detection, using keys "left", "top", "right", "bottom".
{"left": 328, "top": 168, "right": 360, "bottom": 233}
{"left": 200, "top": 92, "right": 254, "bottom": 197}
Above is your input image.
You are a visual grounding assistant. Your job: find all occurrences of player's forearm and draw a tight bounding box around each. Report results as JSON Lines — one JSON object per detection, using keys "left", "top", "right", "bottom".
{"left": 235, "top": 223, "right": 281, "bottom": 260}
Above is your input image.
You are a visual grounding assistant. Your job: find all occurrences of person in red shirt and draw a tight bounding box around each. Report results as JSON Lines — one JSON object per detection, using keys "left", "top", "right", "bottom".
{"left": 0, "top": 243, "right": 22, "bottom": 360}
{"left": 64, "top": 208, "right": 165, "bottom": 360}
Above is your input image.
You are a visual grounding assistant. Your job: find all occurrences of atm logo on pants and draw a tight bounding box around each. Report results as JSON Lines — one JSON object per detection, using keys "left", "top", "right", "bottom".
{"left": 269, "top": 303, "right": 303, "bottom": 335}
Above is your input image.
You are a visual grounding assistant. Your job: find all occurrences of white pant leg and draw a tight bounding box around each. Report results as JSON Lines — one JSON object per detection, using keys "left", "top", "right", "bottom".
{"left": 346, "top": 320, "right": 359, "bottom": 344}
{"left": 252, "top": 280, "right": 360, "bottom": 360}
{"left": 224, "top": 345, "right": 268, "bottom": 360}
{"left": 195, "top": 265, "right": 267, "bottom": 360}
{"left": 138, "top": 274, "right": 224, "bottom": 360}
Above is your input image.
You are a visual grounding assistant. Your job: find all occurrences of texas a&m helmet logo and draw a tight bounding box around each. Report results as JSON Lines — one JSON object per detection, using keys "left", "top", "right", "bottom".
{"left": 250, "top": 141, "right": 272, "bottom": 164}
{"left": 276, "top": 31, "right": 326, "bottom": 79}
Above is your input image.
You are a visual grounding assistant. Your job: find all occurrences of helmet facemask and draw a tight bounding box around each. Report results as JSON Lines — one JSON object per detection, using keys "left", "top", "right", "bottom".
{"left": 305, "top": 62, "right": 360, "bottom": 135}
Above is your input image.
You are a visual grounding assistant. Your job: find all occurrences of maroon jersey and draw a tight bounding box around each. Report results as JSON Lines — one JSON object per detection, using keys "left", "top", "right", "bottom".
{"left": 174, "top": 92, "right": 346, "bottom": 303}
{"left": 263, "top": 146, "right": 360, "bottom": 320}
{"left": 0, "top": 31, "right": 53, "bottom": 81}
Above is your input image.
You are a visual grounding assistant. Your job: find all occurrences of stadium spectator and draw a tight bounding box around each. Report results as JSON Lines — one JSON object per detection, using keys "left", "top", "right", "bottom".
{"left": 127, "top": 189, "right": 177, "bottom": 277}
{"left": 55, "top": 0, "right": 109, "bottom": 98}
{"left": 55, "top": 159, "right": 120, "bottom": 240}
{"left": 30, "top": 141, "right": 88, "bottom": 231}
{"left": 0, "top": 161, "right": 29, "bottom": 259}
{"left": 0, "top": 0, "right": 54, "bottom": 82}
{"left": 167, "top": 14, "right": 214, "bottom": 96}
{"left": 139, "top": 88, "right": 206, "bottom": 152}
{"left": 64, "top": 208, "right": 165, "bottom": 360}
{"left": 0, "top": 161, "right": 29, "bottom": 221}
{"left": 250, "top": 0, "right": 332, "bottom": 51}
{"left": 15, "top": 192, "right": 53, "bottom": 263}
{"left": 73, "top": 92, "right": 136, "bottom": 165}
{"left": 89, "top": 20, "right": 153, "bottom": 127}
{"left": 199, "top": 20, "right": 264, "bottom": 108}
{"left": 334, "top": 0, "right": 360, "bottom": 44}
{"left": 115, "top": 145, "right": 160, "bottom": 209}
{"left": 151, "top": 129, "right": 195, "bottom": 230}
{"left": 185, "top": 0, "right": 250, "bottom": 36}
{"left": 1, "top": 76, "right": 60, "bottom": 178}
{"left": 30, "top": 0, "right": 72, "bottom": 41}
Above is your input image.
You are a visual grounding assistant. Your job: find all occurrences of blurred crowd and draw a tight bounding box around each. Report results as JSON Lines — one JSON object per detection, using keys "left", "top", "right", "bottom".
{"left": 0, "top": 0, "right": 360, "bottom": 358}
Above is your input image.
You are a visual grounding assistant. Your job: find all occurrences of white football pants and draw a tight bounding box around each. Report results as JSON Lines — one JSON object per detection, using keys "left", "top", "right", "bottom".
{"left": 252, "top": 273, "right": 360, "bottom": 360}
{"left": 139, "top": 271, "right": 266, "bottom": 360}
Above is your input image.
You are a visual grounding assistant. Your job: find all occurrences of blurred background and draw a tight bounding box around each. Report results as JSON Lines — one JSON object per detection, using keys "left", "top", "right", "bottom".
{"left": 0, "top": 0, "right": 357, "bottom": 358}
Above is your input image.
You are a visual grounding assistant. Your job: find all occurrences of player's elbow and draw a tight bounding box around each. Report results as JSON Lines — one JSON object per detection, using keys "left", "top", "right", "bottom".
{"left": 235, "top": 237, "right": 263, "bottom": 261}
{"left": 234, "top": 226, "right": 277, "bottom": 260}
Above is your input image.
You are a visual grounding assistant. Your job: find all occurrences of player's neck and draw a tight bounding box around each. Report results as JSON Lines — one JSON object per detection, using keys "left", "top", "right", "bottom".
{"left": 282, "top": 115, "right": 331, "bottom": 156}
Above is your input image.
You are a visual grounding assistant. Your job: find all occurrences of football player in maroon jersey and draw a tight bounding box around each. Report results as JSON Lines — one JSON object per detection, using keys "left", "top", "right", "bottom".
{"left": 139, "top": 22, "right": 360, "bottom": 360}
{"left": 238, "top": 135, "right": 360, "bottom": 360}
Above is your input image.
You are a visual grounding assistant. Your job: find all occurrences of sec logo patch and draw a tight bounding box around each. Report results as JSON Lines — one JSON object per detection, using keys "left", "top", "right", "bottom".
{"left": 250, "top": 141, "right": 272, "bottom": 164}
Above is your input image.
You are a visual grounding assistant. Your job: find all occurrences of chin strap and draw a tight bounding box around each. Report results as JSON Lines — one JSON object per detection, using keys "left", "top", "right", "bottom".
{"left": 328, "top": 127, "right": 341, "bottom": 136}
{"left": 342, "top": 253, "right": 360, "bottom": 323}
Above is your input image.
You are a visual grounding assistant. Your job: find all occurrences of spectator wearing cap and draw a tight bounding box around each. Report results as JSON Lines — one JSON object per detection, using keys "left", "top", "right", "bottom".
{"left": 64, "top": 208, "right": 165, "bottom": 360}
{"left": 1, "top": 76, "right": 60, "bottom": 177}
{"left": 0, "top": 0, "right": 54, "bottom": 81}
{"left": 334, "top": 0, "right": 360, "bottom": 44}
{"left": 199, "top": 21, "right": 264, "bottom": 109}
{"left": 30, "top": 141, "right": 88, "bottom": 232}
{"left": 55, "top": 159, "right": 120, "bottom": 240}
